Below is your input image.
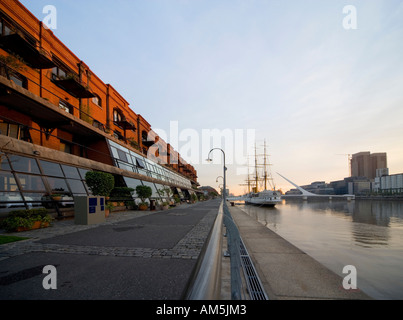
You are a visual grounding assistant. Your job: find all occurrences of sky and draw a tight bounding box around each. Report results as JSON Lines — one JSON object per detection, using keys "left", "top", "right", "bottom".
{"left": 21, "top": 0, "right": 403, "bottom": 195}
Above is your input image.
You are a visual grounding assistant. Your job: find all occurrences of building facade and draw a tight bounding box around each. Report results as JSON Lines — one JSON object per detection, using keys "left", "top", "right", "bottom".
{"left": 0, "top": 0, "right": 198, "bottom": 216}
{"left": 351, "top": 151, "right": 387, "bottom": 180}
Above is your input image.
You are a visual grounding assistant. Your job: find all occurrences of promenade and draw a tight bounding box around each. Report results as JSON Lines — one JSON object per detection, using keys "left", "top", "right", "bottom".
{"left": 228, "top": 204, "right": 372, "bottom": 300}
{"left": 0, "top": 200, "right": 221, "bottom": 300}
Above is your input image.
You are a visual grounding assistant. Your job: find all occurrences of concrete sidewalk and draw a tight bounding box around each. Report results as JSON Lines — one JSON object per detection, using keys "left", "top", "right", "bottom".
{"left": 0, "top": 200, "right": 221, "bottom": 300}
{"left": 228, "top": 205, "right": 371, "bottom": 300}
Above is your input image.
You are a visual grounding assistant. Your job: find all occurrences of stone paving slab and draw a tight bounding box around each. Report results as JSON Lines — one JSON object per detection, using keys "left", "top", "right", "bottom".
{"left": 228, "top": 205, "right": 372, "bottom": 300}
{"left": 0, "top": 200, "right": 221, "bottom": 300}
{"left": 0, "top": 252, "right": 195, "bottom": 300}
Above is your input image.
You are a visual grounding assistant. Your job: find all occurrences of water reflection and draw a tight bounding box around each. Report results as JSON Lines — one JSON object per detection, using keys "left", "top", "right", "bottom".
{"left": 284, "top": 199, "right": 403, "bottom": 228}
{"left": 238, "top": 199, "right": 403, "bottom": 299}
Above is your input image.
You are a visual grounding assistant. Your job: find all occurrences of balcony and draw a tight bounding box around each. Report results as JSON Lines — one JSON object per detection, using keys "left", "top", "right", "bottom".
{"left": 0, "top": 71, "right": 104, "bottom": 140}
{"left": 0, "top": 33, "right": 55, "bottom": 69}
{"left": 52, "top": 74, "right": 96, "bottom": 99}
{"left": 114, "top": 120, "right": 136, "bottom": 132}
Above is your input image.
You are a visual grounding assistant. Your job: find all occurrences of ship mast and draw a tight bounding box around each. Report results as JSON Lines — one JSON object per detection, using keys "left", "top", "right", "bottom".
{"left": 255, "top": 143, "right": 259, "bottom": 193}
{"left": 263, "top": 139, "right": 268, "bottom": 190}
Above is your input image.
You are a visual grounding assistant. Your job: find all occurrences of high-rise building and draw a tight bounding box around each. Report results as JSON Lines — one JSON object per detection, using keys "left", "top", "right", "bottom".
{"left": 351, "top": 152, "right": 387, "bottom": 180}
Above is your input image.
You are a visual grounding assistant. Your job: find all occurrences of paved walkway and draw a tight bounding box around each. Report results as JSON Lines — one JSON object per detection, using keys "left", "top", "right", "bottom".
{"left": 228, "top": 204, "right": 372, "bottom": 300}
{"left": 0, "top": 200, "right": 221, "bottom": 300}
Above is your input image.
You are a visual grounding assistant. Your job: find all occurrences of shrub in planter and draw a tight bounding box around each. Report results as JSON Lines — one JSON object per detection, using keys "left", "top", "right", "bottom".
{"left": 1, "top": 208, "right": 52, "bottom": 232}
{"left": 191, "top": 193, "right": 198, "bottom": 203}
{"left": 85, "top": 171, "right": 115, "bottom": 197}
{"left": 173, "top": 194, "right": 181, "bottom": 204}
{"left": 135, "top": 185, "right": 152, "bottom": 210}
{"left": 110, "top": 187, "right": 134, "bottom": 205}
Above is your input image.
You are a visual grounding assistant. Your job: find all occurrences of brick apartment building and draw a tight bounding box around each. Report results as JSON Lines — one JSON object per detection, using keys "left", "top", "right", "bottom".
{"left": 0, "top": 0, "right": 198, "bottom": 215}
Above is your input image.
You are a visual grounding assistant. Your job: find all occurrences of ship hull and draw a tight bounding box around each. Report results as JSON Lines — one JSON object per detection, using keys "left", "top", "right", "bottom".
{"left": 244, "top": 190, "right": 282, "bottom": 207}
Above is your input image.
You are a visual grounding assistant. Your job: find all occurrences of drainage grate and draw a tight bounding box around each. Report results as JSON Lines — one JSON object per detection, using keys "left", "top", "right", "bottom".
{"left": 239, "top": 239, "right": 269, "bottom": 300}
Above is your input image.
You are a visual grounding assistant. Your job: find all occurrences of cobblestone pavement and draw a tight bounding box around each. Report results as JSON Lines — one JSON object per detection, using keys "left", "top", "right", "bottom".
{"left": 0, "top": 202, "right": 218, "bottom": 261}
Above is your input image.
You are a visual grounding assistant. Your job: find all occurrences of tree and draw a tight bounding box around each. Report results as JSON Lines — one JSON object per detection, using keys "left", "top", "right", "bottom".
{"left": 85, "top": 171, "right": 115, "bottom": 197}
{"left": 135, "top": 185, "right": 152, "bottom": 206}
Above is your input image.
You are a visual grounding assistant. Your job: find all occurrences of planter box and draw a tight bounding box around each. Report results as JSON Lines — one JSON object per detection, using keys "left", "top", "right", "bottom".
{"left": 16, "top": 221, "right": 50, "bottom": 232}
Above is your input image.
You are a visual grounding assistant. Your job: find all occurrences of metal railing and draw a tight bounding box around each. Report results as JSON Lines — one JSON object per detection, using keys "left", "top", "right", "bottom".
{"left": 223, "top": 202, "right": 245, "bottom": 300}
{"left": 223, "top": 201, "right": 269, "bottom": 300}
{"left": 184, "top": 201, "right": 224, "bottom": 300}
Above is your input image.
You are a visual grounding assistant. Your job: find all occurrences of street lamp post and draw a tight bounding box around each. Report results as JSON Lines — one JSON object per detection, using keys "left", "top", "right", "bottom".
{"left": 207, "top": 148, "right": 227, "bottom": 201}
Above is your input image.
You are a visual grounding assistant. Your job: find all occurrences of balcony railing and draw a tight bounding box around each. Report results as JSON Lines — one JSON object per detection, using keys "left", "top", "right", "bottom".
{"left": 52, "top": 74, "right": 96, "bottom": 99}
{"left": 0, "top": 33, "right": 55, "bottom": 69}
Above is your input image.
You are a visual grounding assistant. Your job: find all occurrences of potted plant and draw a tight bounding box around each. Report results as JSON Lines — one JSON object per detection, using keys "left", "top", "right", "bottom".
{"left": 85, "top": 171, "right": 115, "bottom": 197}
{"left": 161, "top": 201, "right": 170, "bottom": 210}
{"left": 50, "top": 194, "right": 63, "bottom": 201}
{"left": 190, "top": 193, "right": 198, "bottom": 204}
{"left": 105, "top": 203, "right": 114, "bottom": 218}
{"left": 173, "top": 194, "right": 181, "bottom": 205}
{"left": 135, "top": 185, "right": 152, "bottom": 211}
{"left": 1, "top": 208, "right": 52, "bottom": 233}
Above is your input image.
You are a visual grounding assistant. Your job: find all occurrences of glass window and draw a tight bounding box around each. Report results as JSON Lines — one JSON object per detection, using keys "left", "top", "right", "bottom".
{"left": 66, "top": 179, "right": 87, "bottom": 194}
{"left": 136, "top": 158, "right": 145, "bottom": 168}
{"left": 0, "top": 155, "right": 11, "bottom": 171}
{"left": 59, "top": 101, "right": 71, "bottom": 113}
{"left": 137, "top": 168, "right": 149, "bottom": 177}
{"left": 61, "top": 165, "right": 81, "bottom": 179}
{"left": 22, "top": 192, "right": 47, "bottom": 207}
{"left": 117, "top": 149, "right": 128, "bottom": 163}
{"left": 40, "top": 160, "right": 64, "bottom": 177}
{"left": 123, "top": 177, "right": 143, "bottom": 190}
{"left": 117, "top": 161, "right": 134, "bottom": 172}
{"left": 110, "top": 147, "right": 119, "bottom": 159}
{"left": 141, "top": 181, "right": 160, "bottom": 199}
{"left": 113, "top": 109, "right": 123, "bottom": 122}
{"left": 0, "top": 171, "right": 18, "bottom": 191}
{"left": 9, "top": 155, "right": 40, "bottom": 174}
{"left": 92, "top": 95, "right": 102, "bottom": 107}
{"left": 0, "top": 122, "right": 7, "bottom": 135}
{"left": 59, "top": 141, "right": 72, "bottom": 154}
{"left": 46, "top": 177, "right": 70, "bottom": 194}
{"left": 8, "top": 124, "right": 20, "bottom": 139}
{"left": 78, "top": 168, "right": 90, "bottom": 180}
{"left": 10, "top": 73, "right": 26, "bottom": 88}
{"left": 0, "top": 192, "right": 24, "bottom": 210}
{"left": 16, "top": 174, "right": 46, "bottom": 191}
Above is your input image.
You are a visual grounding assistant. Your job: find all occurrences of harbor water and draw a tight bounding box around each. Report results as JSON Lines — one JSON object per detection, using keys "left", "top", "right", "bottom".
{"left": 238, "top": 199, "right": 403, "bottom": 300}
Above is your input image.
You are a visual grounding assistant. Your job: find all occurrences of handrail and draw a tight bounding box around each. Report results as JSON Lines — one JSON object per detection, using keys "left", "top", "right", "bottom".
{"left": 184, "top": 200, "right": 224, "bottom": 300}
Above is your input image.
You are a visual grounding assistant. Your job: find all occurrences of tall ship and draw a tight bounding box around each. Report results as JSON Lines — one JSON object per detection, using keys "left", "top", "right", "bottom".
{"left": 243, "top": 141, "right": 282, "bottom": 207}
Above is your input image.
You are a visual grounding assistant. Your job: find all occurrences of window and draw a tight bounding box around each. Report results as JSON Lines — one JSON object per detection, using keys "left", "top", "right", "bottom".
{"left": 39, "top": 160, "right": 64, "bottom": 177}
{"left": 117, "top": 149, "right": 128, "bottom": 163}
{"left": 59, "top": 141, "right": 72, "bottom": 154}
{"left": 61, "top": 165, "right": 81, "bottom": 179}
{"left": 8, "top": 155, "right": 40, "bottom": 174}
{"left": 66, "top": 179, "right": 87, "bottom": 194}
{"left": 113, "top": 109, "right": 123, "bottom": 123}
{"left": 135, "top": 157, "right": 145, "bottom": 169}
{"left": 0, "top": 19, "right": 12, "bottom": 36}
{"left": 113, "top": 130, "right": 124, "bottom": 141}
{"left": 59, "top": 100, "right": 73, "bottom": 114}
{"left": 0, "top": 121, "right": 19, "bottom": 139}
{"left": 92, "top": 120, "right": 104, "bottom": 131}
{"left": 52, "top": 65, "right": 67, "bottom": 80}
{"left": 0, "top": 171, "right": 18, "bottom": 191}
{"left": 9, "top": 72, "right": 27, "bottom": 89}
{"left": 92, "top": 95, "right": 102, "bottom": 108}
{"left": 16, "top": 174, "right": 46, "bottom": 192}
{"left": 0, "top": 155, "right": 11, "bottom": 171}
{"left": 46, "top": 177, "right": 70, "bottom": 194}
